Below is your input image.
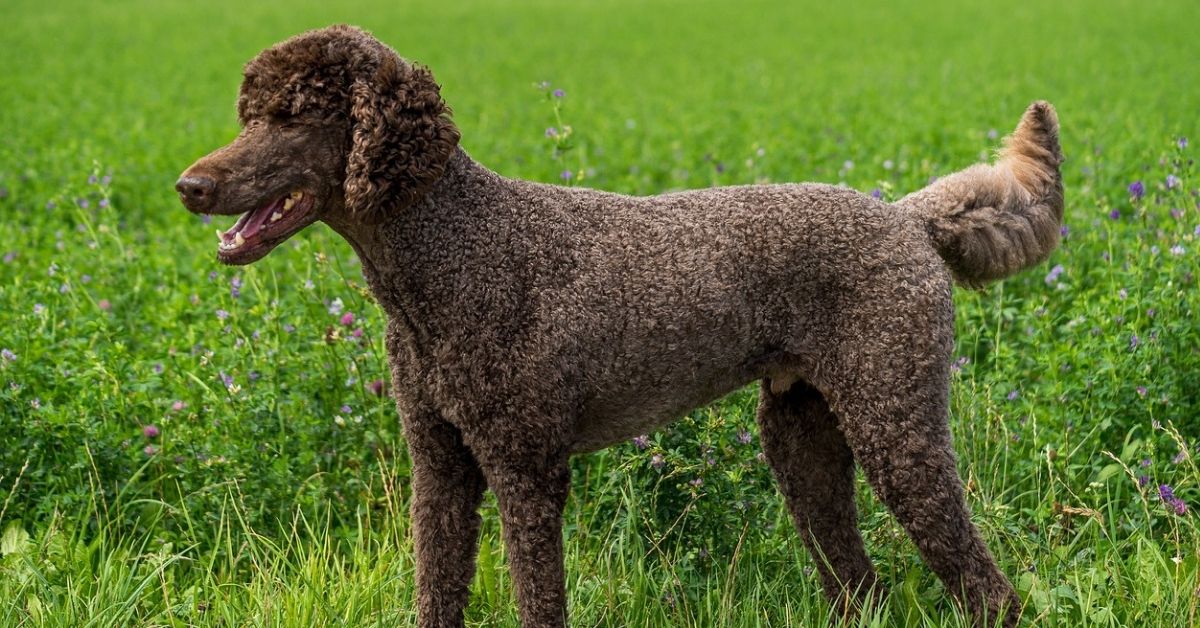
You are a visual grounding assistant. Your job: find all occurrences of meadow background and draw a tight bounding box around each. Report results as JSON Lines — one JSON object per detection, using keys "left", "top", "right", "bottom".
{"left": 1, "top": 0, "right": 1198, "bottom": 625}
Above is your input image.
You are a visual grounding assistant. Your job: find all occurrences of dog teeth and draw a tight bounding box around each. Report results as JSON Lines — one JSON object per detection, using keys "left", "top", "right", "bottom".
{"left": 216, "top": 229, "right": 225, "bottom": 241}
{"left": 234, "top": 232, "right": 245, "bottom": 247}
{"left": 290, "top": 190, "right": 304, "bottom": 200}
{"left": 270, "top": 211, "right": 283, "bottom": 222}
{"left": 283, "top": 198, "right": 295, "bottom": 211}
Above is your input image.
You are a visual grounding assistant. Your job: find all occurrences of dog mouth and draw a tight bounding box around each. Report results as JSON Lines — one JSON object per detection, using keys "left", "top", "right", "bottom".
{"left": 215, "top": 190, "right": 317, "bottom": 264}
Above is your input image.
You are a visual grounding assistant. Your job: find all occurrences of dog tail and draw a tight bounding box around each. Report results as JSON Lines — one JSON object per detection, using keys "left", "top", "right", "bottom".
{"left": 895, "top": 101, "right": 1064, "bottom": 288}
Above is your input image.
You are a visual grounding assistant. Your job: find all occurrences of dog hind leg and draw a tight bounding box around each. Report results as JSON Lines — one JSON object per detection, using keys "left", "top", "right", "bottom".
{"left": 757, "top": 379, "right": 882, "bottom": 616}
{"left": 830, "top": 365, "right": 1020, "bottom": 627}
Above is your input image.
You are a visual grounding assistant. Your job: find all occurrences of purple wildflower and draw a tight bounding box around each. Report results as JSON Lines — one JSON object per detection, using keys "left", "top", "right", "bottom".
{"left": 1109, "top": 209, "right": 1121, "bottom": 220}
{"left": 283, "top": 323, "right": 296, "bottom": 333}
{"left": 870, "top": 188, "right": 883, "bottom": 200}
{"left": 1171, "top": 245, "right": 1185, "bottom": 256}
{"left": 545, "top": 127, "right": 558, "bottom": 138}
{"left": 689, "top": 477, "right": 703, "bottom": 488}
{"left": 1128, "top": 180, "right": 1145, "bottom": 200}
{"left": 81, "top": 274, "right": 92, "bottom": 283}
{"left": 99, "top": 198, "right": 110, "bottom": 208}
{"left": 951, "top": 356, "right": 970, "bottom": 372}
{"left": 632, "top": 435, "right": 650, "bottom": 449}
{"left": 1173, "top": 450, "right": 1188, "bottom": 464}
{"left": 340, "top": 311, "right": 355, "bottom": 326}
{"left": 88, "top": 174, "right": 98, "bottom": 185}
{"left": 78, "top": 198, "right": 89, "bottom": 209}
{"left": 352, "top": 327, "right": 363, "bottom": 339}
{"left": 219, "top": 372, "right": 234, "bottom": 390}
{"left": 1137, "top": 386, "right": 1147, "bottom": 397}
{"left": 340, "top": 404, "right": 352, "bottom": 414}
{"left": 33, "top": 303, "right": 44, "bottom": 315}
{"left": 153, "top": 362, "right": 164, "bottom": 374}
{"left": 1007, "top": 389, "right": 1020, "bottom": 401}
{"left": 1060, "top": 225, "right": 1069, "bottom": 237}
{"left": 1130, "top": 334, "right": 1140, "bottom": 350}
{"left": 737, "top": 429, "right": 753, "bottom": 444}
{"left": 230, "top": 276, "right": 242, "bottom": 298}
{"left": 552, "top": 88, "right": 565, "bottom": 98}
{"left": 369, "top": 379, "right": 385, "bottom": 396}
{"left": 1179, "top": 137, "right": 1189, "bottom": 149}
{"left": 650, "top": 454, "right": 665, "bottom": 469}
{"left": 101, "top": 174, "right": 112, "bottom": 185}
{"left": 328, "top": 298, "right": 344, "bottom": 316}
{"left": 144, "top": 444, "right": 159, "bottom": 457}
{"left": 987, "top": 129, "right": 998, "bottom": 140}
{"left": 1, "top": 349, "right": 15, "bottom": 361}
{"left": 172, "top": 400, "right": 186, "bottom": 412}
{"left": 1044, "top": 264, "right": 1064, "bottom": 285}
{"left": 1138, "top": 475, "right": 1150, "bottom": 487}
{"left": 1166, "top": 174, "right": 1181, "bottom": 190}
{"left": 216, "top": 309, "right": 229, "bottom": 321}
{"left": 1171, "top": 208, "right": 1183, "bottom": 220}
{"left": 1141, "top": 458, "right": 1152, "bottom": 467}
{"left": 560, "top": 170, "right": 573, "bottom": 182}
{"left": 2, "top": 252, "right": 13, "bottom": 264}
{"left": 1118, "top": 288, "right": 1128, "bottom": 300}
{"left": 97, "top": 299, "right": 111, "bottom": 311}
{"left": 143, "top": 424, "right": 160, "bottom": 439}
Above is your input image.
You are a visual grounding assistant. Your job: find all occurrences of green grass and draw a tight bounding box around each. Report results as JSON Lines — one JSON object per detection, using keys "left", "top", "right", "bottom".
{"left": 2, "top": 0, "right": 1199, "bottom": 625}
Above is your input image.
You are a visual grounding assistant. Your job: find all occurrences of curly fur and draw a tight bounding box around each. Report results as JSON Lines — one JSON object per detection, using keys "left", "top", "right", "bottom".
{"left": 896, "top": 102, "right": 1064, "bottom": 287}
{"left": 237, "top": 25, "right": 459, "bottom": 223}
{"left": 179, "top": 25, "right": 1065, "bottom": 628}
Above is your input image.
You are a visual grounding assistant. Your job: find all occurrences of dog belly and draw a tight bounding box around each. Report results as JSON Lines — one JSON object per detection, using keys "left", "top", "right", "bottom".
{"left": 570, "top": 371, "right": 753, "bottom": 453}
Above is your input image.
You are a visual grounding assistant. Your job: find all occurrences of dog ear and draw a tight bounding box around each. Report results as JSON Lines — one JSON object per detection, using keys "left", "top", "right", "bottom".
{"left": 344, "top": 57, "right": 460, "bottom": 222}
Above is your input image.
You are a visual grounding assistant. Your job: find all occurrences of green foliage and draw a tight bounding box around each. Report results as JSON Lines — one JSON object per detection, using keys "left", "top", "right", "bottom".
{"left": 2, "top": 0, "right": 1199, "bottom": 625}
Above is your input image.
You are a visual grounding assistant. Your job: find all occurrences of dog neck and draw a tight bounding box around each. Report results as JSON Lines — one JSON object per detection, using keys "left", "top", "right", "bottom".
{"left": 323, "top": 147, "right": 510, "bottom": 337}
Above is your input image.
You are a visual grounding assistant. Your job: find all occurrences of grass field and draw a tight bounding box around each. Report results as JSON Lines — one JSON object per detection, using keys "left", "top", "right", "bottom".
{"left": 2, "top": 0, "right": 1199, "bottom": 625}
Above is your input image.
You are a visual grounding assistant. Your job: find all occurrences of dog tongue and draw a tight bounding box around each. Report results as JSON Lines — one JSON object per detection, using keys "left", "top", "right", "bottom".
{"left": 240, "top": 197, "right": 284, "bottom": 239}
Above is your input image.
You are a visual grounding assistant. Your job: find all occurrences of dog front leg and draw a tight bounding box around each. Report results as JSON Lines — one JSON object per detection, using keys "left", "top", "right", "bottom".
{"left": 404, "top": 410, "right": 488, "bottom": 628}
{"left": 477, "top": 447, "right": 571, "bottom": 628}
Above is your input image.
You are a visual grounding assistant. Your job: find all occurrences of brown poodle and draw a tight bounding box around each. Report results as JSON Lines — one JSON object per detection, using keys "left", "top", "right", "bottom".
{"left": 176, "top": 25, "right": 1063, "bottom": 628}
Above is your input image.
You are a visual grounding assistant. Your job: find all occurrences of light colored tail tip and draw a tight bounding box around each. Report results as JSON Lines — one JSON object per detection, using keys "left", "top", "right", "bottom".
{"left": 1009, "top": 100, "right": 1063, "bottom": 166}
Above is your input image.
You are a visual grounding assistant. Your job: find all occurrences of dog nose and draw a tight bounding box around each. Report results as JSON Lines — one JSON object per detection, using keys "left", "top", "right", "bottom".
{"left": 175, "top": 175, "right": 216, "bottom": 211}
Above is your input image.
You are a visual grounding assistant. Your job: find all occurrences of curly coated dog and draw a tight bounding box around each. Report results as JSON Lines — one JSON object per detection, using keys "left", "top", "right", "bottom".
{"left": 177, "top": 25, "right": 1063, "bottom": 627}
